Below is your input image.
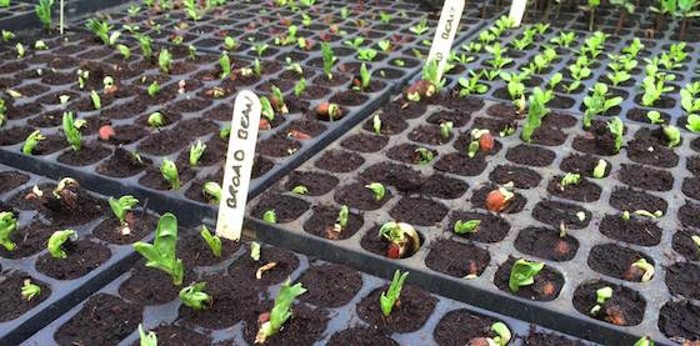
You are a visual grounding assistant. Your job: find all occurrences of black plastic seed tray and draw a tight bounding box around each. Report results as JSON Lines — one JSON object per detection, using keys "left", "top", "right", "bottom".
{"left": 441, "top": 19, "right": 700, "bottom": 130}
{"left": 23, "top": 239, "right": 596, "bottom": 346}
{"left": 0, "top": 164, "right": 161, "bottom": 345}
{"left": 246, "top": 94, "right": 700, "bottom": 345}
{"left": 0, "top": 28, "right": 393, "bottom": 219}
{"left": 67, "top": 0, "right": 496, "bottom": 93}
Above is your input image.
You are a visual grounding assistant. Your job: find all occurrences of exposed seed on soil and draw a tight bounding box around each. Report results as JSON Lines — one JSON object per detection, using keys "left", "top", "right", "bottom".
{"left": 255, "top": 262, "right": 277, "bottom": 280}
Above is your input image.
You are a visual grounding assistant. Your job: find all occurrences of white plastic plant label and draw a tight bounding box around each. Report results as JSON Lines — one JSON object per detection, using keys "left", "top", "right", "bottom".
{"left": 426, "top": 0, "right": 465, "bottom": 81}
{"left": 216, "top": 90, "right": 261, "bottom": 240}
{"left": 509, "top": 0, "right": 528, "bottom": 27}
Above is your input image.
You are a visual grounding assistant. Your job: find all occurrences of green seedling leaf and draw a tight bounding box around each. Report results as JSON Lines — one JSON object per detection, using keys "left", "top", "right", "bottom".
{"left": 133, "top": 213, "right": 184, "bottom": 285}
{"left": 48, "top": 230, "right": 76, "bottom": 259}
{"left": 256, "top": 280, "right": 307, "bottom": 343}
{"left": 0, "top": 212, "right": 18, "bottom": 251}
{"left": 454, "top": 220, "right": 481, "bottom": 234}
{"left": 379, "top": 270, "right": 409, "bottom": 316}
{"left": 179, "top": 282, "right": 212, "bottom": 310}
{"left": 508, "top": 259, "right": 544, "bottom": 292}
{"left": 200, "top": 225, "right": 222, "bottom": 257}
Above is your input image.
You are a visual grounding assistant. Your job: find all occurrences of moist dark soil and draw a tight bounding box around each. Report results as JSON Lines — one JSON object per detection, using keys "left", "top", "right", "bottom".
{"left": 530, "top": 126, "right": 568, "bottom": 146}
{"left": 665, "top": 262, "right": 700, "bottom": 299}
{"left": 356, "top": 285, "right": 437, "bottom": 333}
{"left": 284, "top": 171, "right": 339, "bottom": 196}
{"left": 486, "top": 103, "right": 521, "bottom": 120}
{"left": 547, "top": 176, "right": 602, "bottom": 202}
{"left": 609, "top": 187, "right": 668, "bottom": 215}
{"left": 572, "top": 280, "right": 645, "bottom": 326}
{"left": 572, "top": 119, "right": 620, "bottom": 156}
{"left": 177, "top": 231, "right": 240, "bottom": 267}
{"left": 0, "top": 171, "right": 29, "bottom": 194}
{"left": 433, "top": 308, "right": 501, "bottom": 346}
{"left": 679, "top": 202, "right": 700, "bottom": 228}
{"left": 179, "top": 274, "right": 259, "bottom": 329}
{"left": 408, "top": 125, "right": 452, "bottom": 145}
{"left": 514, "top": 227, "right": 579, "bottom": 262}
{"left": 672, "top": 228, "right": 700, "bottom": 262}
{"left": 334, "top": 181, "right": 394, "bottom": 210}
{"left": 303, "top": 205, "right": 364, "bottom": 240}
{"left": 453, "top": 132, "right": 503, "bottom": 154}
{"left": 389, "top": 196, "right": 449, "bottom": 226}
{"left": 0, "top": 222, "right": 54, "bottom": 259}
{"left": 532, "top": 200, "right": 591, "bottom": 230}
{"left": 543, "top": 112, "right": 577, "bottom": 128}
{"left": 228, "top": 244, "right": 300, "bottom": 287}
{"left": 328, "top": 327, "right": 398, "bottom": 346}
{"left": 362, "top": 112, "right": 408, "bottom": 136}
{"left": 298, "top": 263, "right": 362, "bottom": 308}
{"left": 91, "top": 143, "right": 144, "bottom": 173}
{"left": 281, "top": 118, "right": 327, "bottom": 138}
{"left": 35, "top": 239, "right": 111, "bottom": 280}
{"left": 472, "top": 116, "right": 518, "bottom": 135}
{"left": 433, "top": 95, "right": 485, "bottom": 113}
{"left": 658, "top": 301, "right": 700, "bottom": 341}
{"left": 257, "top": 135, "right": 302, "bottom": 157}
{"left": 341, "top": 133, "right": 389, "bottom": 152}
{"left": 588, "top": 244, "right": 654, "bottom": 282}
{"left": 688, "top": 156, "right": 700, "bottom": 176}
{"left": 93, "top": 213, "right": 159, "bottom": 245}
{"left": 138, "top": 165, "right": 196, "bottom": 191}
{"left": 34, "top": 186, "right": 107, "bottom": 227}
{"left": 0, "top": 272, "right": 50, "bottom": 322}
{"left": 599, "top": 213, "right": 662, "bottom": 246}
{"left": 446, "top": 211, "right": 511, "bottom": 243}
{"left": 129, "top": 325, "right": 212, "bottom": 346}
{"left": 119, "top": 264, "right": 183, "bottom": 306}
{"left": 626, "top": 134, "right": 679, "bottom": 168}
{"left": 619, "top": 164, "right": 674, "bottom": 191}
{"left": 314, "top": 149, "right": 365, "bottom": 173}
{"left": 387, "top": 143, "right": 437, "bottom": 165}
{"left": 682, "top": 177, "right": 700, "bottom": 201}
{"left": 359, "top": 162, "right": 426, "bottom": 192}
{"left": 523, "top": 329, "right": 587, "bottom": 346}
{"left": 106, "top": 125, "right": 150, "bottom": 146}
{"left": 505, "top": 144, "right": 555, "bottom": 167}
{"left": 420, "top": 174, "right": 468, "bottom": 199}
{"left": 425, "top": 239, "right": 490, "bottom": 278}
{"left": 489, "top": 164, "right": 542, "bottom": 189}
{"left": 0, "top": 126, "right": 33, "bottom": 147}
{"left": 242, "top": 304, "right": 329, "bottom": 346}
{"left": 427, "top": 110, "right": 472, "bottom": 127}
{"left": 470, "top": 184, "right": 527, "bottom": 214}
{"left": 54, "top": 294, "right": 141, "bottom": 346}
{"left": 434, "top": 152, "right": 488, "bottom": 176}
{"left": 251, "top": 194, "right": 310, "bottom": 223}
{"left": 494, "top": 257, "right": 564, "bottom": 301}
{"left": 627, "top": 107, "right": 671, "bottom": 124}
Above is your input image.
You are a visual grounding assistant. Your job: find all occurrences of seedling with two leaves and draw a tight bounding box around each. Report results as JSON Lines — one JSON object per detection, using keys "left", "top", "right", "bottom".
{"left": 108, "top": 195, "right": 139, "bottom": 235}
{"left": 255, "top": 280, "right": 307, "bottom": 343}
{"left": 582, "top": 83, "right": 623, "bottom": 128}
{"left": 133, "top": 213, "right": 185, "bottom": 285}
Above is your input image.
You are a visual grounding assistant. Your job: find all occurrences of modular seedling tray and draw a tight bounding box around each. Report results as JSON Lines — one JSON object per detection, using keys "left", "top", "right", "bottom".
{"left": 0, "top": 164, "right": 161, "bottom": 345}
{"left": 24, "top": 240, "right": 594, "bottom": 346}
{"left": 0, "top": 25, "right": 393, "bottom": 218}
{"left": 247, "top": 95, "right": 700, "bottom": 345}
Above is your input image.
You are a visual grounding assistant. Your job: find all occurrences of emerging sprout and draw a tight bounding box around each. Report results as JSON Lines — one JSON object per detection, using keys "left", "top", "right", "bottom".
{"left": 21, "top": 279, "right": 41, "bottom": 301}
{"left": 263, "top": 210, "right": 277, "bottom": 224}
{"left": 592, "top": 159, "right": 607, "bottom": 179}
{"left": 108, "top": 195, "right": 139, "bottom": 235}
{"left": 260, "top": 96, "right": 275, "bottom": 123}
{"left": 35, "top": 0, "right": 53, "bottom": 30}
{"left": 646, "top": 111, "right": 664, "bottom": 124}
{"left": 508, "top": 259, "right": 544, "bottom": 293}
{"left": 147, "top": 81, "right": 160, "bottom": 96}
{"left": 486, "top": 183, "right": 515, "bottom": 213}
{"left": 379, "top": 221, "right": 421, "bottom": 259}
{"left": 160, "top": 159, "right": 181, "bottom": 190}
{"left": 631, "top": 258, "right": 655, "bottom": 282}
{"left": 158, "top": 49, "right": 172, "bottom": 73}
{"left": 133, "top": 213, "right": 184, "bottom": 285}
{"left": 560, "top": 173, "right": 582, "bottom": 187}
{"left": 488, "top": 322, "right": 512, "bottom": 346}
{"left": 291, "top": 185, "right": 308, "bottom": 195}
{"left": 663, "top": 125, "right": 681, "bottom": 147}
{"left": 439, "top": 121, "right": 454, "bottom": 140}
{"left": 63, "top": 112, "right": 84, "bottom": 151}
{"left": 148, "top": 112, "right": 164, "bottom": 128}
{"left": 327, "top": 205, "right": 349, "bottom": 240}
{"left": 202, "top": 181, "right": 222, "bottom": 204}
{"left": 250, "top": 241, "right": 261, "bottom": 261}
{"left": 454, "top": 219, "right": 481, "bottom": 234}
{"left": 90, "top": 90, "right": 102, "bottom": 110}
{"left": 380, "top": 270, "right": 409, "bottom": 317}
{"left": 607, "top": 116, "right": 624, "bottom": 152}
{"left": 0, "top": 212, "right": 18, "bottom": 251}
{"left": 255, "top": 280, "right": 307, "bottom": 344}
{"left": 372, "top": 115, "right": 382, "bottom": 135}
{"left": 270, "top": 86, "right": 288, "bottom": 115}
{"left": 179, "top": 282, "right": 212, "bottom": 310}
{"left": 590, "top": 286, "right": 613, "bottom": 315}
{"left": 16, "top": 42, "right": 25, "bottom": 58}
{"left": 633, "top": 336, "right": 654, "bottom": 346}
{"left": 365, "top": 182, "right": 385, "bottom": 201}
{"left": 138, "top": 324, "right": 157, "bottom": 346}
{"left": 189, "top": 140, "right": 207, "bottom": 167}
{"left": 219, "top": 52, "right": 231, "bottom": 79}
{"left": 48, "top": 230, "right": 76, "bottom": 259}
{"left": 414, "top": 147, "right": 434, "bottom": 165}
{"left": 692, "top": 235, "right": 700, "bottom": 255}
{"left": 200, "top": 225, "right": 222, "bottom": 257}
